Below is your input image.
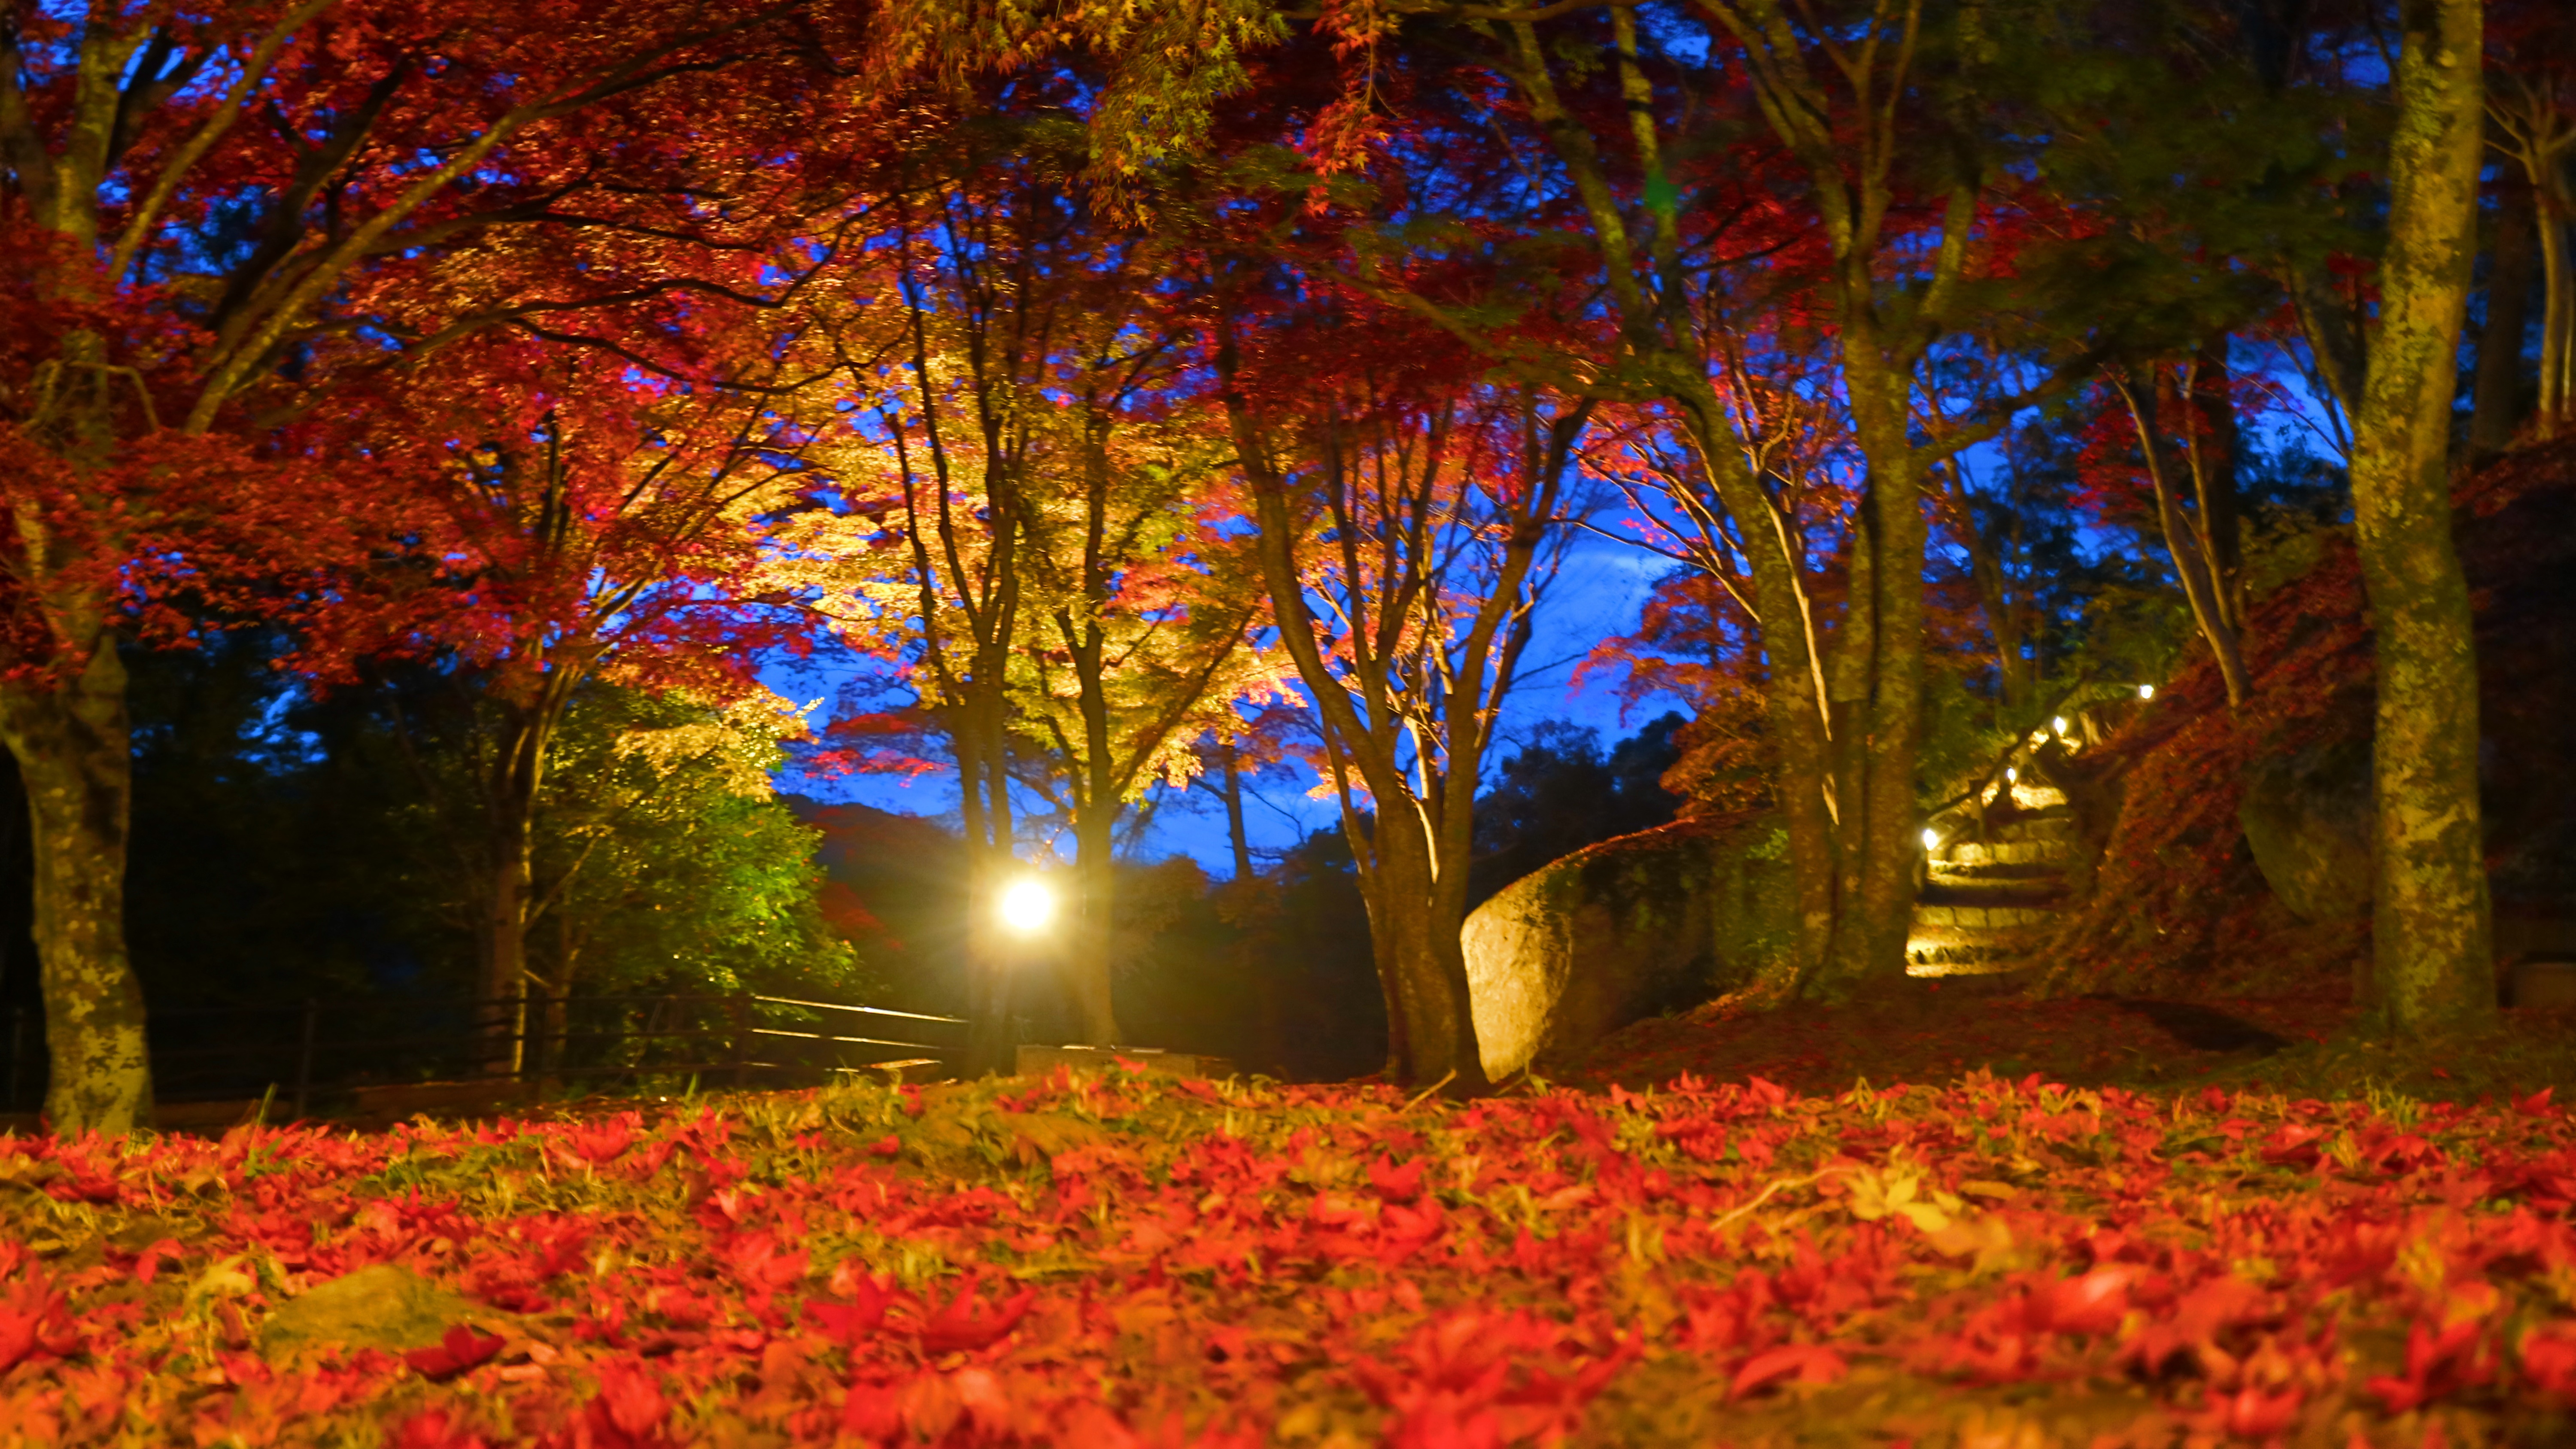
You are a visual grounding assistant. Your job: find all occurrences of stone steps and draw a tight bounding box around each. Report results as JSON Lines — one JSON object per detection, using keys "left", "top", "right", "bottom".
{"left": 1909, "top": 795, "right": 2078, "bottom": 980}
{"left": 1929, "top": 860, "right": 2063, "bottom": 884}
{"left": 1903, "top": 924, "right": 2049, "bottom": 976}
{"left": 1911, "top": 902, "right": 2058, "bottom": 930}
{"left": 1940, "top": 837, "right": 2077, "bottom": 868}
{"left": 1927, "top": 881, "right": 2061, "bottom": 902}
{"left": 1924, "top": 869, "right": 2066, "bottom": 906}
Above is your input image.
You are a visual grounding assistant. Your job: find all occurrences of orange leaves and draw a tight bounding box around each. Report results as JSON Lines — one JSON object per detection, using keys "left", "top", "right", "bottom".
{"left": 917, "top": 1284, "right": 1041, "bottom": 1357}
{"left": 2257, "top": 1123, "right": 2327, "bottom": 1170}
{"left": 579, "top": 1359, "right": 675, "bottom": 1449}
{"left": 561, "top": 1116, "right": 640, "bottom": 1167}
{"left": 1368, "top": 1154, "right": 1428, "bottom": 1202}
{"left": 716, "top": 1231, "right": 811, "bottom": 1296}
{"left": 2018, "top": 1267, "right": 2136, "bottom": 1339}
{"left": 2121, "top": 1276, "right": 2271, "bottom": 1378}
{"left": 405, "top": 1326, "right": 507, "bottom": 1382}
{"left": 390, "top": 1407, "right": 496, "bottom": 1449}
{"left": 802, "top": 1274, "right": 897, "bottom": 1349}
{"left": 2189, "top": 1385, "right": 2304, "bottom": 1441}
{"left": 1728, "top": 1343, "right": 1848, "bottom": 1400}
{"left": 2518, "top": 1322, "right": 2576, "bottom": 1400}
{"left": 1353, "top": 1309, "right": 1640, "bottom": 1449}
{"left": 0, "top": 1271, "right": 72, "bottom": 1377}
{"left": 2365, "top": 1317, "right": 2503, "bottom": 1413}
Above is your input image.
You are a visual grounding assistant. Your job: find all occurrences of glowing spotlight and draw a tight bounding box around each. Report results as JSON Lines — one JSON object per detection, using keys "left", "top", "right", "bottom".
{"left": 996, "top": 877, "right": 1055, "bottom": 935}
{"left": 1921, "top": 828, "right": 1940, "bottom": 851}
{"left": 2006, "top": 767, "right": 2018, "bottom": 783}
{"left": 2138, "top": 683, "right": 2156, "bottom": 701}
{"left": 2052, "top": 716, "right": 2069, "bottom": 735}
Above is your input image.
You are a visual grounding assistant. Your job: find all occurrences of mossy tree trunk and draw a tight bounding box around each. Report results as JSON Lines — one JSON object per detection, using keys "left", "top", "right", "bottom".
{"left": 1816, "top": 339, "right": 1932, "bottom": 996}
{"left": 2348, "top": 0, "right": 2494, "bottom": 1034}
{"left": 0, "top": 638, "right": 150, "bottom": 1135}
{"left": 4, "top": 324, "right": 159, "bottom": 1135}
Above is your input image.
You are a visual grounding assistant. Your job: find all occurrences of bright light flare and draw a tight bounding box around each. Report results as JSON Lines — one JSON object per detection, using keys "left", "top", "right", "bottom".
{"left": 1921, "top": 828, "right": 1941, "bottom": 851}
{"left": 2052, "top": 716, "right": 2069, "bottom": 735}
{"left": 996, "top": 877, "right": 1056, "bottom": 935}
{"left": 2005, "top": 767, "right": 2018, "bottom": 783}
{"left": 2139, "top": 683, "right": 2156, "bottom": 700}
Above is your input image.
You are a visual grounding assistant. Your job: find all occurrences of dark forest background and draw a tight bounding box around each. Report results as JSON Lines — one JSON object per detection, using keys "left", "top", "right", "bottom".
{"left": 0, "top": 633, "right": 1692, "bottom": 1088}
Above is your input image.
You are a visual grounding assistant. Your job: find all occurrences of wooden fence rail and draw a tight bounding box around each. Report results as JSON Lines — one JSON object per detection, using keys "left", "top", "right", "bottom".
{"left": 1, "top": 992, "right": 969, "bottom": 1124}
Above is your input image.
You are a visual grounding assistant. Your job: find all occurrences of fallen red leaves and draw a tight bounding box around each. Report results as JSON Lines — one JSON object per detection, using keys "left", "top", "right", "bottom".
{"left": 1562, "top": 992, "right": 2357, "bottom": 1096}
{"left": 4, "top": 1060, "right": 2576, "bottom": 1445}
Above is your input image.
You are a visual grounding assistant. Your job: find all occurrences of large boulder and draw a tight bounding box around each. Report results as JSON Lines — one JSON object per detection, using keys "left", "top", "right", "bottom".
{"left": 258, "top": 1263, "right": 497, "bottom": 1358}
{"left": 2237, "top": 737, "right": 2374, "bottom": 923}
{"left": 1463, "top": 814, "right": 1792, "bottom": 1079}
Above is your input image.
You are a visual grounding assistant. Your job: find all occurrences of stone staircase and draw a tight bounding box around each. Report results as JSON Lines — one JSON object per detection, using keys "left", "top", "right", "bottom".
{"left": 1907, "top": 779, "right": 2076, "bottom": 979}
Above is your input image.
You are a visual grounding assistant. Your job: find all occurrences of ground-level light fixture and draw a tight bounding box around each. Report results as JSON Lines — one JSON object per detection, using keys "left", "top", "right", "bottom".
{"left": 996, "top": 876, "right": 1056, "bottom": 935}
{"left": 2005, "top": 767, "right": 2017, "bottom": 784}
{"left": 1921, "top": 828, "right": 1941, "bottom": 851}
{"left": 2052, "top": 716, "right": 2069, "bottom": 735}
{"left": 2139, "top": 683, "right": 2156, "bottom": 701}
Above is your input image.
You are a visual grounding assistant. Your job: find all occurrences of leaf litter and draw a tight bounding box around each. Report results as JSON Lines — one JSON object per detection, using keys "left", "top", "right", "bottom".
{"left": 3, "top": 1023, "right": 2576, "bottom": 1445}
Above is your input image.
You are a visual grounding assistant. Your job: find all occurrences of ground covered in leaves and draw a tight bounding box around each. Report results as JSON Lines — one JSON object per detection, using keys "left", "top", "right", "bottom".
{"left": 1558, "top": 990, "right": 2576, "bottom": 1106}
{"left": 10, "top": 1039, "right": 2576, "bottom": 1447}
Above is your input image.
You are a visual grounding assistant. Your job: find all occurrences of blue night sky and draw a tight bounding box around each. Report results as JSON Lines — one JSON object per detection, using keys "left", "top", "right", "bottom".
{"left": 774, "top": 525, "right": 1683, "bottom": 878}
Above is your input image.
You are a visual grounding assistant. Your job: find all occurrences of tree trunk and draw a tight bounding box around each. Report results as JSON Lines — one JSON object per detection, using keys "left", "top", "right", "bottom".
{"left": 1221, "top": 746, "right": 1254, "bottom": 883}
{"left": 2535, "top": 167, "right": 2573, "bottom": 436}
{"left": 472, "top": 700, "right": 555, "bottom": 1080}
{"left": 1067, "top": 806, "right": 1120, "bottom": 1045}
{"left": 2117, "top": 374, "right": 2254, "bottom": 709}
{"left": 1851, "top": 457, "right": 1929, "bottom": 988}
{"left": 1352, "top": 810, "right": 1488, "bottom": 1092}
{"left": 2348, "top": 0, "right": 2493, "bottom": 1035}
{"left": 960, "top": 840, "right": 1017, "bottom": 1076}
{"left": 0, "top": 639, "right": 151, "bottom": 1134}
{"left": 1666, "top": 383, "right": 1839, "bottom": 991}
{"left": 2188, "top": 336, "right": 2248, "bottom": 632}
{"left": 2470, "top": 172, "right": 2538, "bottom": 454}
{"left": 962, "top": 908, "right": 1015, "bottom": 1076}
{"left": 1951, "top": 480, "right": 2030, "bottom": 714}
{"left": 958, "top": 687, "right": 1022, "bottom": 1075}
{"left": 1809, "top": 352, "right": 1930, "bottom": 1000}
{"left": 1058, "top": 605, "right": 1124, "bottom": 1048}
{"left": 478, "top": 813, "right": 535, "bottom": 1078}
{"left": 539, "top": 910, "right": 578, "bottom": 1089}
{"left": 1220, "top": 385, "right": 1497, "bottom": 1091}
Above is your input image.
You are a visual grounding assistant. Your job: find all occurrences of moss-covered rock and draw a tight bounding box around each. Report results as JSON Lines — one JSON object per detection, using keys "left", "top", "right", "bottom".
{"left": 2238, "top": 737, "right": 2374, "bottom": 922}
{"left": 1462, "top": 814, "right": 1793, "bottom": 1079}
{"left": 258, "top": 1263, "right": 495, "bottom": 1358}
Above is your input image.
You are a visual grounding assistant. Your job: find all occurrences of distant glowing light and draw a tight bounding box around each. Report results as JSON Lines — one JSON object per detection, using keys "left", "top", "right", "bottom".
{"left": 1921, "top": 828, "right": 1940, "bottom": 851}
{"left": 2139, "top": 683, "right": 2156, "bottom": 700}
{"left": 2006, "top": 767, "right": 2018, "bottom": 783}
{"left": 2052, "top": 716, "right": 2069, "bottom": 734}
{"left": 997, "top": 877, "right": 1055, "bottom": 934}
